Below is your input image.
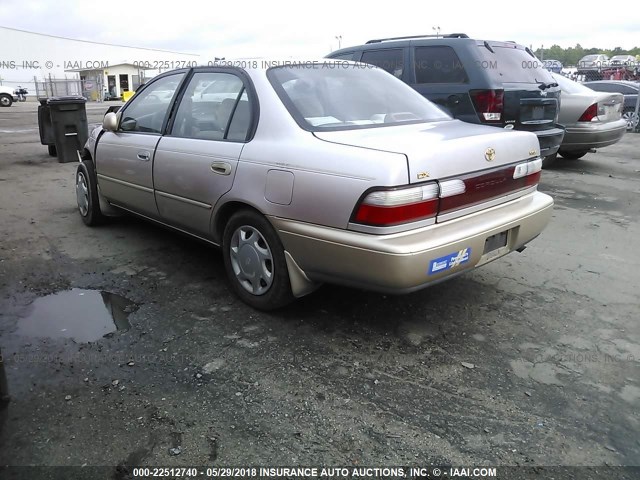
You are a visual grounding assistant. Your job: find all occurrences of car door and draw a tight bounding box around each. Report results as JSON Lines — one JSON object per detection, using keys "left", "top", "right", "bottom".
{"left": 95, "top": 71, "right": 186, "bottom": 218}
{"left": 153, "top": 70, "right": 255, "bottom": 238}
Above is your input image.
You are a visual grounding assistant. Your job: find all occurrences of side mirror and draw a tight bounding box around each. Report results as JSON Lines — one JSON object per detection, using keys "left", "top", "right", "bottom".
{"left": 103, "top": 112, "right": 118, "bottom": 131}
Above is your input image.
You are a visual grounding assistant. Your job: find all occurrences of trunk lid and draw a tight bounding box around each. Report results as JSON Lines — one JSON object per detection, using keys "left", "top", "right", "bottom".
{"left": 314, "top": 119, "right": 540, "bottom": 182}
{"left": 503, "top": 84, "right": 561, "bottom": 132}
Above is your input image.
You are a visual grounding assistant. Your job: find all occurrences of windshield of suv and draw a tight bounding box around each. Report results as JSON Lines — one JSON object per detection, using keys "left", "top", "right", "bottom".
{"left": 267, "top": 63, "right": 450, "bottom": 131}
{"left": 476, "top": 43, "right": 555, "bottom": 84}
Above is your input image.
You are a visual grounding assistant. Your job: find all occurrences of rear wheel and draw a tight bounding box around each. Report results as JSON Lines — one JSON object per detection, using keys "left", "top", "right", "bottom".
{"left": 0, "top": 94, "right": 12, "bottom": 107}
{"left": 76, "top": 160, "right": 105, "bottom": 226}
{"left": 222, "top": 210, "right": 294, "bottom": 311}
{"left": 559, "top": 150, "right": 588, "bottom": 160}
{"left": 47, "top": 144, "right": 57, "bottom": 157}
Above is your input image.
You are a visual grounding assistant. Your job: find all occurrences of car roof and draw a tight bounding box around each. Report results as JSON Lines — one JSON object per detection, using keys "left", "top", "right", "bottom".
{"left": 331, "top": 36, "right": 530, "bottom": 53}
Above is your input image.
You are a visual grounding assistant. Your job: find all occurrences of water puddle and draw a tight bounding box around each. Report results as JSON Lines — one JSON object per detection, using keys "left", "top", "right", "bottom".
{"left": 17, "top": 289, "right": 137, "bottom": 342}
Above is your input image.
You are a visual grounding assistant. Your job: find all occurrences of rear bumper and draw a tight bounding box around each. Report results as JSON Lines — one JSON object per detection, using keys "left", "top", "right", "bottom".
{"left": 561, "top": 119, "right": 627, "bottom": 151}
{"left": 532, "top": 126, "right": 565, "bottom": 157}
{"left": 270, "top": 191, "right": 554, "bottom": 294}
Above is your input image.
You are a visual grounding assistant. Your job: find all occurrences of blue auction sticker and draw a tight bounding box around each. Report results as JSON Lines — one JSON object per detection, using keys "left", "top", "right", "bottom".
{"left": 428, "top": 248, "right": 471, "bottom": 275}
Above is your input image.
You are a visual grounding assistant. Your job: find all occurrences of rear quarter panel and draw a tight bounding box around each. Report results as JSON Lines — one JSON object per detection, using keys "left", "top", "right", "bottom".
{"left": 216, "top": 67, "right": 410, "bottom": 231}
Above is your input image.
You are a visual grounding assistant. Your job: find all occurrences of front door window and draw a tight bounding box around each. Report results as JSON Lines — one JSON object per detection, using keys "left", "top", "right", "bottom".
{"left": 119, "top": 73, "right": 186, "bottom": 134}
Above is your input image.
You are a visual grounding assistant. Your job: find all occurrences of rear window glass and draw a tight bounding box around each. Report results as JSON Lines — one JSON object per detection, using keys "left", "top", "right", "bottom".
{"left": 267, "top": 63, "right": 450, "bottom": 132}
{"left": 551, "top": 74, "right": 594, "bottom": 94}
{"left": 414, "top": 46, "right": 468, "bottom": 84}
{"left": 475, "top": 44, "right": 554, "bottom": 83}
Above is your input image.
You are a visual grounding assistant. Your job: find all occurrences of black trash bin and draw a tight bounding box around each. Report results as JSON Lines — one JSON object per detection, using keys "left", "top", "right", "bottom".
{"left": 47, "top": 96, "right": 88, "bottom": 163}
{"left": 37, "top": 98, "right": 57, "bottom": 157}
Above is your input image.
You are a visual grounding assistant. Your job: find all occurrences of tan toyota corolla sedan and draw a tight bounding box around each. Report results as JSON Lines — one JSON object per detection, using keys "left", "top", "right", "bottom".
{"left": 77, "top": 60, "right": 553, "bottom": 310}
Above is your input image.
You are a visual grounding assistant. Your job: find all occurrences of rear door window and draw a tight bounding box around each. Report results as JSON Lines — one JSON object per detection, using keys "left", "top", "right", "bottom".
{"left": 414, "top": 46, "right": 468, "bottom": 84}
{"left": 360, "top": 49, "right": 404, "bottom": 78}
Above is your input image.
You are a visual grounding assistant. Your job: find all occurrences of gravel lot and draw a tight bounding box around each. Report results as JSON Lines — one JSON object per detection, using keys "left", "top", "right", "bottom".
{"left": 0, "top": 101, "right": 638, "bottom": 478}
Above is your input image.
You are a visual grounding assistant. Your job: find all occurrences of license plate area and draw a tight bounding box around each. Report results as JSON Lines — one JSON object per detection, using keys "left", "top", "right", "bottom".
{"left": 477, "top": 229, "right": 512, "bottom": 266}
{"left": 483, "top": 230, "right": 508, "bottom": 254}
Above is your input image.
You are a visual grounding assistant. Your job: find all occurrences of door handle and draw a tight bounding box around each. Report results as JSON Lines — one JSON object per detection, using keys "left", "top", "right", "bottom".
{"left": 137, "top": 151, "right": 151, "bottom": 161}
{"left": 211, "top": 161, "right": 232, "bottom": 175}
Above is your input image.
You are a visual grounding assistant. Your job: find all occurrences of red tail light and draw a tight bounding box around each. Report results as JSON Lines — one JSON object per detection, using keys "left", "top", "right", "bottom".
{"left": 578, "top": 103, "right": 598, "bottom": 122}
{"left": 353, "top": 183, "right": 439, "bottom": 227}
{"left": 352, "top": 160, "right": 542, "bottom": 228}
{"left": 470, "top": 89, "right": 504, "bottom": 122}
{"left": 440, "top": 159, "right": 542, "bottom": 214}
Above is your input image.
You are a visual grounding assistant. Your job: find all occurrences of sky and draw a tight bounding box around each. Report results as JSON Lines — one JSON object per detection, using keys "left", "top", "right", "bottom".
{"left": 1, "top": 0, "right": 639, "bottom": 58}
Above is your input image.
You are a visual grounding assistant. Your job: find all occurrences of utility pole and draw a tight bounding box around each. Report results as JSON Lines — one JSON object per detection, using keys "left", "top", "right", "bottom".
{"left": 432, "top": 26, "right": 441, "bottom": 38}
{"left": 335, "top": 36, "right": 342, "bottom": 50}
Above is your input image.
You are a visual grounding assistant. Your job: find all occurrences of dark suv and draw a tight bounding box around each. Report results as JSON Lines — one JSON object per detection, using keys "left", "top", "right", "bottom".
{"left": 327, "top": 34, "right": 565, "bottom": 166}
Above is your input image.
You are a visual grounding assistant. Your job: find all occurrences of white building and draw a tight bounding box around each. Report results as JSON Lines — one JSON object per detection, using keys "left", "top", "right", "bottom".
{"left": 0, "top": 26, "right": 200, "bottom": 98}
{"left": 64, "top": 62, "right": 156, "bottom": 101}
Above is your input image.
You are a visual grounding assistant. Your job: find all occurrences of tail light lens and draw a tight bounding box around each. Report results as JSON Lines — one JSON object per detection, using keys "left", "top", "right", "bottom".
{"left": 470, "top": 89, "right": 504, "bottom": 122}
{"left": 353, "top": 183, "right": 439, "bottom": 227}
{"left": 578, "top": 103, "right": 598, "bottom": 122}
{"left": 513, "top": 158, "right": 543, "bottom": 186}
{"left": 353, "top": 159, "right": 542, "bottom": 227}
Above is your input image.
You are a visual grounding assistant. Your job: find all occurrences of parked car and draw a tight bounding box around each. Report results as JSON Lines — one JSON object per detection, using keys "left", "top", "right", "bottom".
{"left": 550, "top": 74, "right": 626, "bottom": 160}
{"left": 577, "top": 54, "right": 610, "bottom": 81}
{"left": 608, "top": 55, "right": 636, "bottom": 68}
{"left": 543, "top": 59, "right": 563, "bottom": 74}
{"left": 577, "top": 54, "right": 609, "bottom": 71}
{"left": 77, "top": 61, "right": 553, "bottom": 310}
{"left": 326, "top": 34, "right": 565, "bottom": 167}
{"left": 0, "top": 85, "right": 18, "bottom": 107}
{"left": 583, "top": 80, "right": 639, "bottom": 130}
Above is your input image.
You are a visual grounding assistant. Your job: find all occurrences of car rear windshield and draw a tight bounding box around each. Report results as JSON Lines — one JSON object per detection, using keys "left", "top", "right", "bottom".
{"left": 267, "top": 62, "right": 450, "bottom": 131}
{"left": 475, "top": 43, "right": 555, "bottom": 84}
{"left": 551, "top": 73, "right": 595, "bottom": 94}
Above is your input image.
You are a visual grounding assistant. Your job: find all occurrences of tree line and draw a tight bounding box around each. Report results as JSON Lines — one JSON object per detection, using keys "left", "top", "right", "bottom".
{"left": 534, "top": 44, "right": 640, "bottom": 65}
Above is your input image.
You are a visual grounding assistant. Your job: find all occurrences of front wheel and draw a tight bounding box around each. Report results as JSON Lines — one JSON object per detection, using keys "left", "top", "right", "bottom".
{"left": 0, "top": 94, "right": 12, "bottom": 107}
{"left": 76, "top": 160, "right": 105, "bottom": 226}
{"left": 622, "top": 109, "right": 638, "bottom": 131}
{"left": 222, "top": 210, "right": 294, "bottom": 311}
{"left": 559, "top": 150, "right": 588, "bottom": 160}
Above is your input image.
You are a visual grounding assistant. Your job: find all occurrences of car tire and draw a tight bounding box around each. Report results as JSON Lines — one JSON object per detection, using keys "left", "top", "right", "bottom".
{"left": 222, "top": 210, "right": 294, "bottom": 311}
{"left": 76, "top": 160, "right": 105, "bottom": 226}
{"left": 47, "top": 144, "right": 57, "bottom": 157}
{"left": 622, "top": 108, "right": 638, "bottom": 131}
{"left": 559, "top": 150, "right": 588, "bottom": 160}
{"left": 541, "top": 153, "right": 557, "bottom": 168}
{"left": 0, "top": 94, "right": 12, "bottom": 107}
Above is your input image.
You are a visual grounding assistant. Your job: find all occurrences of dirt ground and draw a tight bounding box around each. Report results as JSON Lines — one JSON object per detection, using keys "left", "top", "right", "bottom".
{"left": 0, "top": 101, "right": 638, "bottom": 478}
